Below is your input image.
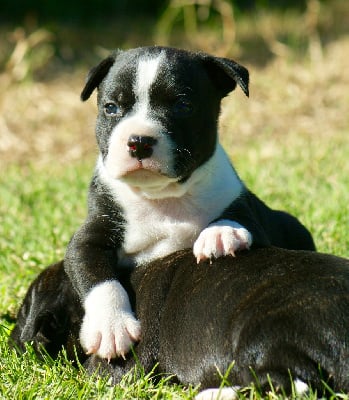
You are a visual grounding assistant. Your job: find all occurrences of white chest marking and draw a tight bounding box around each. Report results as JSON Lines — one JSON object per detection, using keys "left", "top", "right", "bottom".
{"left": 98, "top": 144, "right": 244, "bottom": 266}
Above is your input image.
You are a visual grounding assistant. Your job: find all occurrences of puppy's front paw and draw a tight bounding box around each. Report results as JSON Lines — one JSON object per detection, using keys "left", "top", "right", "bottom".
{"left": 193, "top": 220, "right": 252, "bottom": 263}
{"left": 80, "top": 310, "right": 141, "bottom": 361}
{"left": 80, "top": 280, "right": 141, "bottom": 361}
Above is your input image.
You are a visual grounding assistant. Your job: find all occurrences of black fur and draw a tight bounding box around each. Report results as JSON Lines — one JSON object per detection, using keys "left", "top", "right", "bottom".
{"left": 10, "top": 247, "right": 349, "bottom": 394}
{"left": 9, "top": 261, "right": 84, "bottom": 361}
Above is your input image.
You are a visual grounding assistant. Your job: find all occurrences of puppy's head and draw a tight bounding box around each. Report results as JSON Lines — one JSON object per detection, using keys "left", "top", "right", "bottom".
{"left": 81, "top": 47, "right": 248, "bottom": 197}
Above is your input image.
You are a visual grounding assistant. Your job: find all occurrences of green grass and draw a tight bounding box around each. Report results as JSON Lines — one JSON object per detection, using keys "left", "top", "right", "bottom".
{"left": 225, "top": 129, "right": 349, "bottom": 258}
{"left": 0, "top": 337, "right": 197, "bottom": 399}
{"left": 0, "top": 163, "right": 90, "bottom": 319}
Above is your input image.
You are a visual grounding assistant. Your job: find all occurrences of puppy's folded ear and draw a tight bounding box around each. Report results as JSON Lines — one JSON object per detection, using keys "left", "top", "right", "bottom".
{"left": 80, "top": 55, "right": 116, "bottom": 101}
{"left": 200, "top": 54, "right": 249, "bottom": 98}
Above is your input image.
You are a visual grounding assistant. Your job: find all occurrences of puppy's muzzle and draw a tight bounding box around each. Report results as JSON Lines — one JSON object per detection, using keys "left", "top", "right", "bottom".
{"left": 127, "top": 135, "right": 157, "bottom": 161}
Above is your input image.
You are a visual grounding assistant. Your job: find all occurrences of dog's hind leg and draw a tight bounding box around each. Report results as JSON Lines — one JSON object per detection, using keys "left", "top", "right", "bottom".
{"left": 195, "top": 387, "right": 240, "bottom": 400}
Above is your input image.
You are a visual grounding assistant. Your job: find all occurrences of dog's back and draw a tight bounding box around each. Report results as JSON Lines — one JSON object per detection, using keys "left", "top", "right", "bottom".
{"left": 136, "top": 247, "right": 349, "bottom": 393}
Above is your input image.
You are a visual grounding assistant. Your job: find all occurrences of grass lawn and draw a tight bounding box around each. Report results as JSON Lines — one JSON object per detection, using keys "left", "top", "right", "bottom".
{"left": 1, "top": 3, "right": 349, "bottom": 398}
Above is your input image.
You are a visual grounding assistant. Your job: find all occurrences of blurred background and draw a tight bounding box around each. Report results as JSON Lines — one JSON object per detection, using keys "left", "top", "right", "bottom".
{"left": 0, "top": 0, "right": 348, "bottom": 166}
{"left": 0, "top": 0, "right": 349, "bottom": 311}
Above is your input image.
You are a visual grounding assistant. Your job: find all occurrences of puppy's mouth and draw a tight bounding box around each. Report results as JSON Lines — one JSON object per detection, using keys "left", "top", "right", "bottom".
{"left": 120, "top": 159, "right": 159, "bottom": 175}
{"left": 120, "top": 161, "right": 177, "bottom": 184}
{"left": 122, "top": 165, "right": 162, "bottom": 179}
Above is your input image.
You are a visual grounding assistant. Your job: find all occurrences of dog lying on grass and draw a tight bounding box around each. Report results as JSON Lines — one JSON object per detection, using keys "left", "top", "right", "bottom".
{"left": 10, "top": 246, "right": 349, "bottom": 398}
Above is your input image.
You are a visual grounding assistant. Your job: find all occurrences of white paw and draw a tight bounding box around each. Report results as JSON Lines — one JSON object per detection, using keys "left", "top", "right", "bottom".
{"left": 293, "top": 379, "right": 309, "bottom": 396}
{"left": 193, "top": 220, "right": 252, "bottom": 263}
{"left": 80, "top": 280, "right": 141, "bottom": 361}
{"left": 195, "top": 387, "right": 240, "bottom": 400}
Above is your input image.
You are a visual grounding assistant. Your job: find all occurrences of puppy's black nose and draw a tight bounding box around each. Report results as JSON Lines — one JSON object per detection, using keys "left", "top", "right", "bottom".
{"left": 127, "top": 135, "right": 157, "bottom": 160}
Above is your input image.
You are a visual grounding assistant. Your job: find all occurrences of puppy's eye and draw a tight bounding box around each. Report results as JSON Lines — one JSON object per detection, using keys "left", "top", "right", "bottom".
{"left": 104, "top": 102, "right": 120, "bottom": 117}
{"left": 173, "top": 99, "right": 193, "bottom": 117}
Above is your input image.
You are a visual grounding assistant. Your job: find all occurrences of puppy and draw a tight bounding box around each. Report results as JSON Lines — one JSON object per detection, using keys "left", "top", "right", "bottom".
{"left": 63, "top": 46, "right": 315, "bottom": 362}
{"left": 10, "top": 247, "right": 349, "bottom": 399}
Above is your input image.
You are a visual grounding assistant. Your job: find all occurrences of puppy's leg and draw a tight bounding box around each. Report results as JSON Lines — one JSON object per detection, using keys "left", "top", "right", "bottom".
{"left": 80, "top": 280, "right": 141, "bottom": 361}
{"left": 193, "top": 220, "right": 252, "bottom": 263}
{"left": 64, "top": 186, "right": 141, "bottom": 361}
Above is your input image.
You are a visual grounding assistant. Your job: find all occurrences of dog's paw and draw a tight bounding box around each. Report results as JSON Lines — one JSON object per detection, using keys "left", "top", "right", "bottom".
{"left": 80, "top": 310, "right": 141, "bottom": 361}
{"left": 193, "top": 220, "right": 252, "bottom": 263}
{"left": 80, "top": 280, "right": 141, "bottom": 361}
{"left": 195, "top": 387, "right": 240, "bottom": 400}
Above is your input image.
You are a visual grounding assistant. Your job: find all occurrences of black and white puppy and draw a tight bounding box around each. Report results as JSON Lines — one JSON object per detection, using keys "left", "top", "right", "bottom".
{"left": 64, "top": 46, "right": 315, "bottom": 361}
{"left": 10, "top": 248, "right": 349, "bottom": 399}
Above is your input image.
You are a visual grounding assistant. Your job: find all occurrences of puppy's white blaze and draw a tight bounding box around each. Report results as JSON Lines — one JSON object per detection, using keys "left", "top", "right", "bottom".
{"left": 80, "top": 280, "right": 141, "bottom": 359}
{"left": 195, "top": 387, "right": 240, "bottom": 400}
{"left": 134, "top": 54, "right": 163, "bottom": 116}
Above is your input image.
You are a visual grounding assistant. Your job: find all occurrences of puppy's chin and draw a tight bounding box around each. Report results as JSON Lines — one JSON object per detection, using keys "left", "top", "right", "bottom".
{"left": 99, "top": 157, "right": 188, "bottom": 199}
{"left": 120, "top": 168, "right": 169, "bottom": 185}
{"left": 120, "top": 169, "right": 182, "bottom": 198}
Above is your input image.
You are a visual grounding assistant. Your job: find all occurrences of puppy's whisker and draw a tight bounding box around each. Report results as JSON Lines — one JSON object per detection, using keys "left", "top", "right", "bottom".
{"left": 175, "top": 147, "right": 193, "bottom": 158}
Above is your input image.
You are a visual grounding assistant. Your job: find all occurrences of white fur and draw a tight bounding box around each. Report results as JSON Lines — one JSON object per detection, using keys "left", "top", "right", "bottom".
{"left": 134, "top": 54, "right": 163, "bottom": 116}
{"left": 294, "top": 379, "right": 309, "bottom": 396}
{"left": 80, "top": 280, "right": 141, "bottom": 360}
{"left": 193, "top": 219, "right": 252, "bottom": 263}
{"left": 99, "top": 143, "right": 244, "bottom": 265}
{"left": 195, "top": 380, "right": 308, "bottom": 399}
{"left": 195, "top": 387, "right": 240, "bottom": 400}
{"left": 104, "top": 115, "right": 174, "bottom": 182}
